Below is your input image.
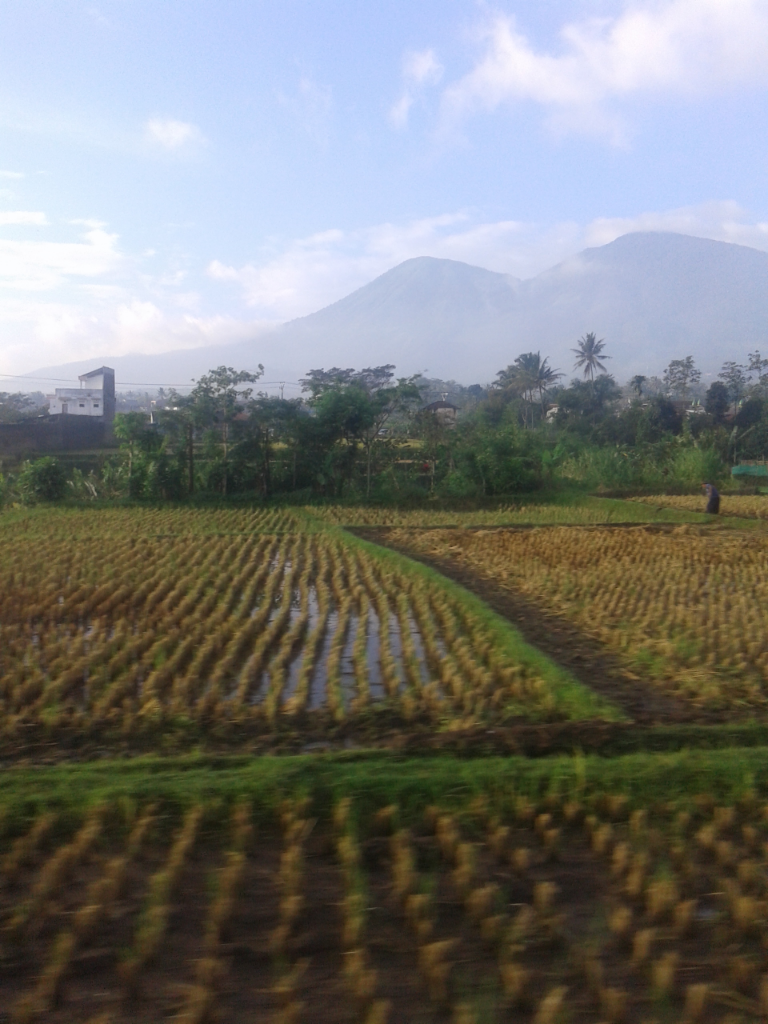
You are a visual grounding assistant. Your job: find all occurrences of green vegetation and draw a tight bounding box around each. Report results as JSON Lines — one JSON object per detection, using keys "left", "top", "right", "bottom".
{"left": 5, "top": 345, "right": 768, "bottom": 507}
{"left": 2, "top": 746, "right": 768, "bottom": 824}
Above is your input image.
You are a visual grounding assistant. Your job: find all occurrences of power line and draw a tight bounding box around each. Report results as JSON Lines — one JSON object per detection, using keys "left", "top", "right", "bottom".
{"left": 0, "top": 372, "right": 304, "bottom": 389}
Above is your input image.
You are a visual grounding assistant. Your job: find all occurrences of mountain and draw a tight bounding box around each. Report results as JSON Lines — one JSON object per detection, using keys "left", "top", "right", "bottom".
{"left": 27, "top": 232, "right": 768, "bottom": 387}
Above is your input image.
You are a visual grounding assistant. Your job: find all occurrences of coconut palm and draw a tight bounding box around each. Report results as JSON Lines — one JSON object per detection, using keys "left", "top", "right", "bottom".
{"left": 533, "top": 355, "right": 563, "bottom": 411}
{"left": 630, "top": 375, "right": 647, "bottom": 398}
{"left": 496, "top": 352, "right": 562, "bottom": 425}
{"left": 572, "top": 333, "right": 610, "bottom": 391}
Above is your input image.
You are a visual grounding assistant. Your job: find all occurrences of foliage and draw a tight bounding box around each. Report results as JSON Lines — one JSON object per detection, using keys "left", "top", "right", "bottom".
{"left": 16, "top": 457, "right": 67, "bottom": 503}
{"left": 571, "top": 332, "right": 610, "bottom": 387}
{"left": 663, "top": 356, "right": 701, "bottom": 399}
{"left": 704, "top": 381, "right": 729, "bottom": 422}
{"left": 719, "top": 359, "right": 750, "bottom": 403}
{"left": 554, "top": 375, "right": 622, "bottom": 432}
{"left": 0, "top": 391, "right": 42, "bottom": 423}
{"left": 8, "top": 345, "right": 768, "bottom": 505}
{"left": 301, "top": 365, "right": 423, "bottom": 497}
{"left": 495, "top": 352, "right": 563, "bottom": 425}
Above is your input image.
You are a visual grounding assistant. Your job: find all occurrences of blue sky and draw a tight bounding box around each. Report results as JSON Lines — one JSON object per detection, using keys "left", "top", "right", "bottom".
{"left": 2, "top": 0, "right": 768, "bottom": 380}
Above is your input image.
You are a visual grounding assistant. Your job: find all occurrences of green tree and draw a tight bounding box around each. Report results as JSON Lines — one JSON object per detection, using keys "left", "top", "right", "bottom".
{"left": 244, "top": 395, "right": 304, "bottom": 497}
{"left": 663, "top": 356, "right": 701, "bottom": 400}
{"left": 704, "top": 381, "right": 730, "bottom": 423}
{"left": 718, "top": 360, "right": 749, "bottom": 405}
{"left": 301, "top": 365, "right": 422, "bottom": 497}
{"left": 186, "top": 365, "right": 263, "bottom": 495}
{"left": 114, "top": 412, "right": 159, "bottom": 496}
{"left": 556, "top": 375, "right": 621, "bottom": 429}
{"left": 0, "top": 392, "right": 37, "bottom": 424}
{"left": 629, "top": 375, "right": 647, "bottom": 398}
{"left": 17, "top": 457, "right": 67, "bottom": 503}
{"left": 495, "top": 352, "right": 562, "bottom": 427}
{"left": 572, "top": 333, "right": 610, "bottom": 391}
{"left": 748, "top": 350, "right": 768, "bottom": 395}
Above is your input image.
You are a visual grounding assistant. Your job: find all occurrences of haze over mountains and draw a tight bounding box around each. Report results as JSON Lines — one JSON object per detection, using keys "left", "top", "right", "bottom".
{"left": 29, "top": 232, "right": 768, "bottom": 390}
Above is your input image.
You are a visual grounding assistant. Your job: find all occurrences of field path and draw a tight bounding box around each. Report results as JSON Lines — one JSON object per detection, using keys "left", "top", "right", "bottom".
{"left": 353, "top": 527, "right": 721, "bottom": 728}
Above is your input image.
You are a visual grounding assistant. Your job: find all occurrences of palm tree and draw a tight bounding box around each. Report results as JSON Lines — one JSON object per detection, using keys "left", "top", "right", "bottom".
{"left": 630, "top": 375, "right": 647, "bottom": 398}
{"left": 533, "top": 355, "right": 563, "bottom": 411}
{"left": 496, "top": 352, "right": 562, "bottom": 425}
{"left": 572, "top": 333, "right": 610, "bottom": 391}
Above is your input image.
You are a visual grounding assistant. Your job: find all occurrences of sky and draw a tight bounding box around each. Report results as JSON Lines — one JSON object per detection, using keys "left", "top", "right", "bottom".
{"left": 2, "top": 0, "right": 768, "bottom": 384}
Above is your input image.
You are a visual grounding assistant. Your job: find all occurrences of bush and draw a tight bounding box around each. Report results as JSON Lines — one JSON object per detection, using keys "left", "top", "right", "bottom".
{"left": 17, "top": 457, "right": 67, "bottom": 503}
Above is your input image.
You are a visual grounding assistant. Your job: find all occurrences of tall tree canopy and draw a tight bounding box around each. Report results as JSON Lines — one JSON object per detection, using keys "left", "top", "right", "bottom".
{"left": 663, "top": 356, "right": 701, "bottom": 400}
{"left": 572, "top": 333, "right": 610, "bottom": 389}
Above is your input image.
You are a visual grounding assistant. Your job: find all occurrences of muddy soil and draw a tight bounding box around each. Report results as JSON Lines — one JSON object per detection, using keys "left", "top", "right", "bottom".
{"left": 354, "top": 527, "right": 732, "bottom": 729}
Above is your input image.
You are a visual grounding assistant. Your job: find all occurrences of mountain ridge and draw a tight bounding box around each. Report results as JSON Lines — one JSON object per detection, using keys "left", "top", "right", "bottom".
{"left": 25, "top": 231, "right": 768, "bottom": 387}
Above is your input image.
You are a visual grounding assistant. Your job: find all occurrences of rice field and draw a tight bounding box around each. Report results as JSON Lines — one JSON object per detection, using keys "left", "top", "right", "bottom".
{"left": 0, "top": 505, "right": 303, "bottom": 537}
{"left": 3, "top": 786, "right": 768, "bottom": 1023}
{"left": 630, "top": 494, "right": 768, "bottom": 520}
{"left": 390, "top": 525, "right": 768, "bottom": 711}
{"left": 305, "top": 497, "right": 706, "bottom": 528}
{"left": 0, "top": 508, "right": 612, "bottom": 748}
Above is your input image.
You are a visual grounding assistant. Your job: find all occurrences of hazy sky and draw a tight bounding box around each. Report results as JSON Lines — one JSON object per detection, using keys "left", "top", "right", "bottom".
{"left": 2, "top": 0, "right": 768, "bottom": 379}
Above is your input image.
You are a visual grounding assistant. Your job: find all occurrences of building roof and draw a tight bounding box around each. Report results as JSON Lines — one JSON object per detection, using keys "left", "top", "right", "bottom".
{"left": 423, "top": 400, "right": 458, "bottom": 412}
{"left": 78, "top": 366, "right": 115, "bottom": 381}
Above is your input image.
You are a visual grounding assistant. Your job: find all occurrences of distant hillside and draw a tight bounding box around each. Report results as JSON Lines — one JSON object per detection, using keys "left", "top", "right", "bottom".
{"left": 28, "top": 232, "right": 768, "bottom": 387}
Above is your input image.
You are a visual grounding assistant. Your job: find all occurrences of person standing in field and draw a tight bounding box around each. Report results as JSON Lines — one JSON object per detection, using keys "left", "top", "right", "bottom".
{"left": 702, "top": 482, "right": 720, "bottom": 514}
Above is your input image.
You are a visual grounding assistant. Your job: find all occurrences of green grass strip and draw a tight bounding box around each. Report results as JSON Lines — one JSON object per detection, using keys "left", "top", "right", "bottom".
{"left": 1, "top": 747, "right": 767, "bottom": 828}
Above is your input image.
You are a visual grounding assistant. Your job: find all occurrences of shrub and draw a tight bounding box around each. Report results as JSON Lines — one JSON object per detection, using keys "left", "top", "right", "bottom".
{"left": 17, "top": 457, "right": 67, "bottom": 503}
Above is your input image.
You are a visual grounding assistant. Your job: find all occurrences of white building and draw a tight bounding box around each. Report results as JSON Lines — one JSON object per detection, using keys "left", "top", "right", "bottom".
{"left": 47, "top": 366, "right": 116, "bottom": 421}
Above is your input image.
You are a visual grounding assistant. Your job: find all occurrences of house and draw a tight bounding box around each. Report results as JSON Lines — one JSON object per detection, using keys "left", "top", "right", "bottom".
{"left": 47, "top": 367, "right": 116, "bottom": 422}
{"left": 422, "top": 400, "right": 458, "bottom": 427}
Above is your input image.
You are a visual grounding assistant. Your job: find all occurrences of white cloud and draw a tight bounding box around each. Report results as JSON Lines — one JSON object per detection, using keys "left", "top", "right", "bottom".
{"left": 404, "top": 49, "right": 443, "bottom": 86}
{"left": 208, "top": 214, "right": 582, "bottom": 319}
{"left": 0, "top": 291, "right": 276, "bottom": 376}
{"left": 207, "top": 202, "right": 768, "bottom": 321}
{"left": 5, "top": 200, "right": 768, "bottom": 378}
{"left": 442, "top": 1, "right": 768, "bottom": 141}
{"left": 0, "top": 224, "right": 121, "bottom": 290}
{"left": 0, "top": 211, "right": 47, "bottom": 226}
{"left": 145, "top": 118, "right": 206, "bottom": 150}
{"left": 0, "top": 171, "right": 24, "bottom": 179}
{"left": 583, "top": 201, "right": 768, "bottom": 250}
{"left": 0, "top": 215, "right": 272, "bottom": 375}
{"left": 390, "top": 48, "right": 443, "bottom": 128}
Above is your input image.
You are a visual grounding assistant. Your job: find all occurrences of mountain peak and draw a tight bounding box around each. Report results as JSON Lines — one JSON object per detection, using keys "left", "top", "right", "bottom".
{"left": 28, "top": 231, "right": 768, "bottom": 386}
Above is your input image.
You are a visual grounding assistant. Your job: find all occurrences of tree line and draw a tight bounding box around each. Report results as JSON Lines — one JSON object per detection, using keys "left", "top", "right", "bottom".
{"left": 3, "top": 338, "right": 768, "bottom": 504}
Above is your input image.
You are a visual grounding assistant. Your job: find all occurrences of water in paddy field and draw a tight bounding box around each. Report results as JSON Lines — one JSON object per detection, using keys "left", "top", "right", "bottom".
{"left": 249, "top": 553, "right": 288, "bottom": 618}
{"left": 407, "top": 612, "right": 430, "bottom": 684}
{"left": 365, "top": 605, "right": 385, "bottom": 700}
{"left": 281, "top": 585, "right": 324, "bottom": 704}
{"left": 386, "top": 612, "right": 407, "bottom": 693}
{"left": 221, "top": 571, "right": 442, "bottom": 711}
{"left": 308, "top": 607, "right": 338, "bottom": 710}
{"left": 339, "top": 613, "right": 359, "bottom": 709}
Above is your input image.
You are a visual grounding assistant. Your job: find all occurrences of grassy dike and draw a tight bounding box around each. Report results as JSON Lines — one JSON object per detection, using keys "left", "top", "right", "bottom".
{"left": 2, "top": 745, "right": 767, "bottom": 832}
